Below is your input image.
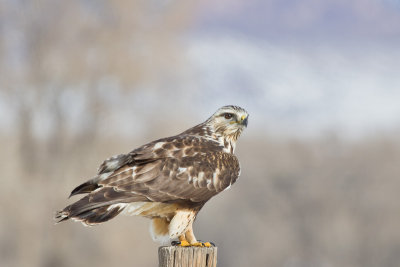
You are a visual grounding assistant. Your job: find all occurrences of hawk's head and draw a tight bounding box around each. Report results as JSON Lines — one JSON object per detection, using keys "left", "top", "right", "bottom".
{"left": 206, "top": 105, "right": 249, "bottom": 141}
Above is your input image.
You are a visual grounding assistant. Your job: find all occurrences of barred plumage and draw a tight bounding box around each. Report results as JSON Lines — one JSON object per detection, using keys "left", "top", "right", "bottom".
{"left": 55, "top": 105, "right": 248, "bottom": 245}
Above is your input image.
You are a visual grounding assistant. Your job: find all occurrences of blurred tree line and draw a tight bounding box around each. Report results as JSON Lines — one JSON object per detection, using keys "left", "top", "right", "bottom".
{"left": 0, "top": 0, "right": 196, "bottom": 175}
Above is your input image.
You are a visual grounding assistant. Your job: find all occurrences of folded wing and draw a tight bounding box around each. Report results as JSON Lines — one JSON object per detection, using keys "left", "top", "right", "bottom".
{"left": 55, "top": 135, "right": 240, "bottom": 225}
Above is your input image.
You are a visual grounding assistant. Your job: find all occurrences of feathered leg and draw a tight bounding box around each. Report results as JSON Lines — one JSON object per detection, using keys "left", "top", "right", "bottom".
{"left": 150, "top": 217, "right": 170, "bottom": 244}
{"left": 184, "top": 223, "right": 197, "bottom": 244}
{"left": 185, "top": 223, "right": 212, "bottom": 247}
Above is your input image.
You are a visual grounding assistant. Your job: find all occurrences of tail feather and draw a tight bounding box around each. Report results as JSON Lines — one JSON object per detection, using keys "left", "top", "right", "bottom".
{"left": 72, "top": 205, "right": 124, "bottom": 225}
{"left": 55, "top": 198, "right": 125, "bottom": 226}
{"left": 69, "top": 181, "right": 101, "bottom": 198}
{"left": 55, "top": 187, "right": 148, "bottom": 226}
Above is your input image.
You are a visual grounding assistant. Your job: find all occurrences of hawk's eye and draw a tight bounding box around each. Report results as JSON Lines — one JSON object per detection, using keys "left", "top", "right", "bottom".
{"left": 223, "top": 113, "right": 233, "bottom": 120}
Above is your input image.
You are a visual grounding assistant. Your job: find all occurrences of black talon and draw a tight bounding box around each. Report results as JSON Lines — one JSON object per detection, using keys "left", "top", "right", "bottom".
{"left": 171, "top": 241, "right": 181, "bottom": 246}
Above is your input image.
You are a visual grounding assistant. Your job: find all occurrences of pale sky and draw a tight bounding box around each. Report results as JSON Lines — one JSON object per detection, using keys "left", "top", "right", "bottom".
{"left": 193, "top": 0, "right": 400, "bottom": 43}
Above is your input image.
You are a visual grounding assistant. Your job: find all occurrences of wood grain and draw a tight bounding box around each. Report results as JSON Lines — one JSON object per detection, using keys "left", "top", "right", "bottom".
{"left": 158, "top": 246, "right": 217, "bottom": 267}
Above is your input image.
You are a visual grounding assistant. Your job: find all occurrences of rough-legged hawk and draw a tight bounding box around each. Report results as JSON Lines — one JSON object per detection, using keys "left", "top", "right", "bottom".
{"left": 55, "top": 105, "right": 248, "bottom": 247}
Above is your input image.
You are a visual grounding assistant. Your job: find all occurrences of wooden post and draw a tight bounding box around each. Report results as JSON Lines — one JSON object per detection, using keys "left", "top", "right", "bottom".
{"left": 158, "top": 246, "right": 217, "bottom": 267}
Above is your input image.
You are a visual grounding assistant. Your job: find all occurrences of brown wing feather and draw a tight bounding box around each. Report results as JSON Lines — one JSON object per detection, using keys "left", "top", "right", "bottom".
{"left": 97, "top": 136, "right": 240, "bottom": 203}
{"left": 57, "top": 135, "right": 240, "bottom": 224}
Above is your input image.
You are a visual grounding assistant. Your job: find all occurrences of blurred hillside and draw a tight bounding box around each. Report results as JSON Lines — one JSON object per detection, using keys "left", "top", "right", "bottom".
{"left": 1, "top": 1, "right": 400, "bottom": 267}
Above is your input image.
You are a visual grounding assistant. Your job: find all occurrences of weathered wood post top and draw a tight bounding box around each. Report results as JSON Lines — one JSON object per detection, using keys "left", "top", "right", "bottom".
{"left": 158, "top": 246, "right": 217, "bottom": 267}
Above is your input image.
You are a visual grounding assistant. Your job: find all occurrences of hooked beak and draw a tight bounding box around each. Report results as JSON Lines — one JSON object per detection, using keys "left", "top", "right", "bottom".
{"left": 240, "top": 115, "right": 248, "bottom": 127}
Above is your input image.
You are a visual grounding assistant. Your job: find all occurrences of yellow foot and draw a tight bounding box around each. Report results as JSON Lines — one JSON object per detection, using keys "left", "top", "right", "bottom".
{"left": 178, "top": 240, "right": 190, "bottom": 247}
{"left": 203, "top": 242, "right": 212, "bottom": 247}
{"left": 171, "top": 240, "right": 190, "bottom": 247}
{"left": 172, "top": 240, "right": 215, "bottom": 247}
{"left": 192, "top": 242, "right": 213, "bottom": 247}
